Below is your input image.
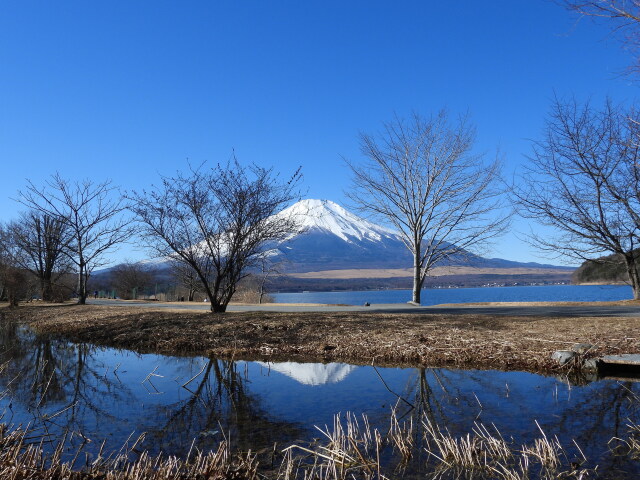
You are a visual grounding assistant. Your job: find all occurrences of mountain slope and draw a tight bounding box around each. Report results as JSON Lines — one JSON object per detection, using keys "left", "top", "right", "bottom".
{"left": 269, "top": 199, "right": 411, "bottom": 272}
{"left": 269, "top": 199, "right": 569, "bottom": 273}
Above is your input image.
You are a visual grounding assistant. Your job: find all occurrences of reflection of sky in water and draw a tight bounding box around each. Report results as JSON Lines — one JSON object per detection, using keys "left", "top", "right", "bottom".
{"left": 0, "top": 327, "right": 638, "bottom": 477}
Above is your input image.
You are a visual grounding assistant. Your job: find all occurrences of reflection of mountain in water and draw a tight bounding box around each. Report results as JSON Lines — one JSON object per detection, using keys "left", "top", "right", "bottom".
{"left": 258, "top": 361, "right": 358, "bottom": 386}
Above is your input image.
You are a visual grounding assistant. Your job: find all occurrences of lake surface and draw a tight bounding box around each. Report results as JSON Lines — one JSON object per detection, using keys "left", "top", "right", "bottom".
{"left": 273, "top": 284, "right": 633, "bottom": 305}
{"left": 0, "top": 322, "right": 638, "bottom": 478}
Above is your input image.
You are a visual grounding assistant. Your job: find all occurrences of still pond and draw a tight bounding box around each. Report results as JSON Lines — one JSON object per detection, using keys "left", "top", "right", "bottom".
{"left": 0, "top": 321, "right": 638, "bottom": 478}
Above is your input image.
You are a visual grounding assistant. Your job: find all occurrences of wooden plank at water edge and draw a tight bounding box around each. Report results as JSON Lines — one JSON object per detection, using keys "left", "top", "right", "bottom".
{"left": 601, "top": 354, "right": 640, "bottom": 366}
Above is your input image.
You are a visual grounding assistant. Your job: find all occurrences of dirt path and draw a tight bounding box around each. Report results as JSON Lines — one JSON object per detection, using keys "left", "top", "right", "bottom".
{"left": 2, "top": 303, "right": 639, "bottom": 374}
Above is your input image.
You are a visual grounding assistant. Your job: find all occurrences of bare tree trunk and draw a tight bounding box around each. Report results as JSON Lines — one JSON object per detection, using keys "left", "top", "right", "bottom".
{"left": 212, "top": 303, "right": 226, "bottom": 313}
{"left": 412, "top": 249, "right": 421, "bottom": 304}
{"left": 623, "top": 254, "right": 640, "bottom": 300}
{"left": 8, "top": 292, "right": 19, "bottom": 308}
{"left": 39, "top": 278, "right": 46, "bottom": 301}
{"left": 77, "top": 263, "right": 87, "bottom": 305}
{"left": 43, "top": 280, "right": 52, "bottom": 302}
{"left": 259, "top": 275, "right": 267, "bottom": 304}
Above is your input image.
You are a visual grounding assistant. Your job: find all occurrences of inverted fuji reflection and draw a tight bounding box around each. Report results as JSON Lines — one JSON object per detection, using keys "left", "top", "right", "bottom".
{"left": 257, "top": 361, "right": 358, "bottom": 386}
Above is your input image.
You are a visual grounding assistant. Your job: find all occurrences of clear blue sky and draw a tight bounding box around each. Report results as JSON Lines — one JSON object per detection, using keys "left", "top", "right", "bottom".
{"left": 0, "top": 1, "right": 635, "bottom": 265}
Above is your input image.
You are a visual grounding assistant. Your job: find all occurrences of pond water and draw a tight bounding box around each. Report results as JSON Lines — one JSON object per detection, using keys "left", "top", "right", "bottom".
{"left": 0, "top": 321, "right": 639, "bottom": 478}
{"left": 273, "top": 284, "right": 634, "bottom": 305}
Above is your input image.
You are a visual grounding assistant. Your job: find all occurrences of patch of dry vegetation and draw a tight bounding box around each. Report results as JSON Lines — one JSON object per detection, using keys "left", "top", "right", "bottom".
{"left": 3, "top": 303, "right": 639, "bottom": 373}
{"left": 0, "top": 425, "right": 259, "bottom": 480}
{"left": 0, "top": 410, "right": 598, "bottom": 479}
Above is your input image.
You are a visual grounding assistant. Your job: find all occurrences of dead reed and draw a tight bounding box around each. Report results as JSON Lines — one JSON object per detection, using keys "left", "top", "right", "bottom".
{"left": 609, "top": 419, "right": 640, "bottom": 460}
{"left": 422, "top": 417, "right": 592, "bottom": 479}
{"left": 278, "top": 410, "right": 595, "bottom": 480}
{"left": 282, "top": 412, "right": 386, "bottom": 480}
{"left": 0, "top": 424, "right": 258, "bottom": 480}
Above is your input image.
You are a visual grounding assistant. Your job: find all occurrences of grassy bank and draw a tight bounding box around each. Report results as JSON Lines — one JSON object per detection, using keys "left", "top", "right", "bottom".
{"left": 2, "top": 303, "right": 639, "bottom": 373}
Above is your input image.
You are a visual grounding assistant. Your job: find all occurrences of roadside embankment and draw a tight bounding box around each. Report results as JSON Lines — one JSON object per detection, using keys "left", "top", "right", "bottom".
{"left": 2, "top": 303, "right": 638, "bottom": 373}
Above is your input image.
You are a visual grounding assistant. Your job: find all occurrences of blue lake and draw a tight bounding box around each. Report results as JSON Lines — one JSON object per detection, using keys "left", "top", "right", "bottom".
{"left": 273, "top": 284, "right": 633, "bottom": 305}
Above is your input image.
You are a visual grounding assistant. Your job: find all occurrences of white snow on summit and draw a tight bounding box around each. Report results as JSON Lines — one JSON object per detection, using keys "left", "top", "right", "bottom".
{"left": 276, "top": 199, "right": 397, "bottom": 243}
{"left": 257, "top": 361, "right": 358, "bottom": 386}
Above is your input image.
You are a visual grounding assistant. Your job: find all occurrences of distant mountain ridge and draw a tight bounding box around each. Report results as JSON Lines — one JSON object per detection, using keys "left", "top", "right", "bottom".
{"left": 95, "top": 199, "right": 572, "bottom": 283}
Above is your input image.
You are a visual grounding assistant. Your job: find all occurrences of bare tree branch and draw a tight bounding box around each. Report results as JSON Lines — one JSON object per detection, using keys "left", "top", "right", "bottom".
{"left": 562, "top": 0, "right": 640, "bottom": 74}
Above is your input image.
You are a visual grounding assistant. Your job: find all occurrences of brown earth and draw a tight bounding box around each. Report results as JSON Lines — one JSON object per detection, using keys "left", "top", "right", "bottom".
{"left": 288, "top": 266, "right": 572, "bottom": 279}
{"left": 2, "top": 303, "right": 639, "bottom": 375}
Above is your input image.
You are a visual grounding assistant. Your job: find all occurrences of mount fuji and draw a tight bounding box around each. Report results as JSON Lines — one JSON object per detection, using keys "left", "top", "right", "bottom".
{"left": 267, "top": 199, "right": 413, "bottom": 272}
{"left": 266, "top": 199, "right": 564, "bottom": 274}
{"left": 93, "top": 199, "right": 572, "bottom": 289}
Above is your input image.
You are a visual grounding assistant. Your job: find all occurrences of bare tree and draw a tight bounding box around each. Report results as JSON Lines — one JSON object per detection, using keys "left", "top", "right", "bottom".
{"left": 0, "top": 224, "right": 14, "bottom": 304}
{"left": 110, "top": 261, "right": 156, "bottom": 299}
{"left": 562, "top": 0, "right": 640, "bottom": 73}
{"left": 512, "top": 98, "right": 640, "bottom": 299}
{"left": 16, "top": 173, "right": 131, "bottom": 305}
{"left": 347, "top": 111, "right": 509, "bottom": 304}
{"left": 0, "top": 224, "right": 31, "bottom": 307}
{"left": 170, "top": 260, "right": 202, "bottom": 301}
{"left": 10, "top": 212, "right": 72, "bottom": 301}
{"left": 253, "top": 252, "right": 286, "bottom": 304}
{"left": 129, "top": 159, "right": 302, "bottom": 313}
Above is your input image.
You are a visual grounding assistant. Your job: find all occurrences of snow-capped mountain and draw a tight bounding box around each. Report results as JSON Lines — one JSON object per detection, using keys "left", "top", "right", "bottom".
{"left": 276, "top": 199, "right": 398, "bottom": 243}
{"left": 257, "top": 361, "right": 358, "bottom": 386}
{"left": 268, "top": 199, "right": 413, "bottom": 272}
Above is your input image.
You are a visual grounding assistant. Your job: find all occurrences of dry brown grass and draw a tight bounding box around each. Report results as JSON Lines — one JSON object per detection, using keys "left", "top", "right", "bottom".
{"left": 288, "top": 266, "right": 571, "bottom": 279}
{"left": 2, "top": 303, "right": 639, "bottom": 373}
{"left": 0, "top": 409, "right": 596, "bottom": 480}
{"left": 0, "top": 424, "right": 258, "bottom": 480}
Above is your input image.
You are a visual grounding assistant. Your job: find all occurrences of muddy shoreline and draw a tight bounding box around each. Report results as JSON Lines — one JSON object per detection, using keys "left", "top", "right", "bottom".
{"left": 2, "top": 303, "right": 639, "bottom": 374}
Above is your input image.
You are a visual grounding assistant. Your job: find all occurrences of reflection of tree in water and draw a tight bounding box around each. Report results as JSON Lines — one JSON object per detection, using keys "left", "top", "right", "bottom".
{"left": 0, "top": 322, "right": 303, "bottom": 461}
{"left": 144, "top": 359, "right": 304, "bottom": 457}
{"left": 386, "top": 368, "right": 483, "bottom": 473}
{"left": 548, "top": 379, "right": 640, "bottom": 475}
{"left": 394, "top": 367, "right": 640, "bottom": 476}
{"left": 0, "top": 320, "right": 134, "bottom": 452}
